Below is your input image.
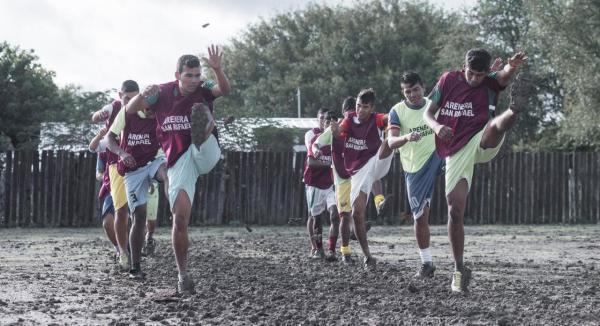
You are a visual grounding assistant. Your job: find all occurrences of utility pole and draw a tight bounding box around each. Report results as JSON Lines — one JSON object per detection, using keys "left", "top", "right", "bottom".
{"left": 297, "top": 87, "right": 301, "bottom": 118}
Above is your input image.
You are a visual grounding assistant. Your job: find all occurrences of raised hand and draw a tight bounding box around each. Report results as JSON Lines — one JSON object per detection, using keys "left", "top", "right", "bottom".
{"left": 490, "top": 57, "right": 503, "bottom": 72}
{"left": 202, "top": 44, "right": 223, "bottom": 70}
{"left": 507, "top": 52, "right": 528, "bottom": 69}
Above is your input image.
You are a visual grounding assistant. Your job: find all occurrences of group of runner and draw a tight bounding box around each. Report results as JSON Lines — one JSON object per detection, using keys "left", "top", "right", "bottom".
{"left": 305, "top": 48, "right": 528, "bottom": 293}
{"left": 89, "top": 45, "right": 229, "bottom": 295}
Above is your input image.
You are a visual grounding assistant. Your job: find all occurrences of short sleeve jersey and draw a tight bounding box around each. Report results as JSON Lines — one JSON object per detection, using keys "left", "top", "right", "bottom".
{"left": 430, "top": 70, "right": 505, "bottom": 157}
{"left": 303, "top": 128, "right": 333, "bottom": 189}
{"left": 313, "top": 127, "right": 351, "bottom": 182}
{"left": 146, "top": 80, "right": 216, "bottom": 168}
{"left": 388, "top": 97, "right": 436, "bottom": 173}
{"left": 339, "top": 112, "right": 386, "bottom": 175}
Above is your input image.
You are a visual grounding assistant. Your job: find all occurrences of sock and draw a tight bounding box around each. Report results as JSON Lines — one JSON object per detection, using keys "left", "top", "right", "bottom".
{"left": 178, "top": 271, "right": 188, "bottom": 282}
{"left": 419, "top": 247, "right": 432, "bottom": 264}
{"left": 340, "top": 246, "right": 351, "bottom": 256}
{"left": 374, "top": 194, "right": 385, "bottom": 207}
{"left": 455, "top": 259, "right": 464, "bottom": 271}
{"left": 328, "top": 236, "right": 337, "bottom": 251}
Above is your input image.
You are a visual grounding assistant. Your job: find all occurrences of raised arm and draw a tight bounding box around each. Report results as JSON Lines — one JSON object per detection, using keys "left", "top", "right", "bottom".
{"left": 91, "top": 104, "right": 112, "bottom": 123}
{"left": 89, "top": 127, "right": 108, "bottom": 152}
{"left": 203, "top": 45, "right": 230, "bottom": 98}
{"left": 495, "top": 51, "right": 528, "bottom": 87}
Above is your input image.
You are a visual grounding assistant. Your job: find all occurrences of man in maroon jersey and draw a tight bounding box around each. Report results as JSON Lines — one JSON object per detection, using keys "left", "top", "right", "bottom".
{"left": 331, "top": 88, "right": 394, "bottom": 269}
{"left": 125, "top": 45, "right": 230, "bottom": 295}
{"left": 423, "top": 48, "right": 528, "bottom": 292}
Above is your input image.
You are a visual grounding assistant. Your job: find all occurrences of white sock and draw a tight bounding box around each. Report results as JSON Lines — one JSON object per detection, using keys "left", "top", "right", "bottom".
{"left": 419, "top": 247, "right": 432, "bottom": 264}
{"left": 178, "top": 271, "right": 188, "bottom": 282}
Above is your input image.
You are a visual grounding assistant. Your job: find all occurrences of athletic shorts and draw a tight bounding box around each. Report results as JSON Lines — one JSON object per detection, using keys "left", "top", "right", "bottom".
{"left": 124, "top": 157, "right": 166, "bottom": 214}
{"left": 445, "top": 126, "right": 504, "bottom": 195}
{"left": 350, "top": 155, "right": 377, "bottom": 207}
{"left": 146, "top": 183, "right": 158, "bottom": 222}
{"left": 100, "top": 195, "right": 114, "bottom": 220}
{"left": 167, "top": 135, "right": 221, "bottom": 210}
{"left": 405, "top": 152, "right": 445, "bottom": 219}
{"left": 335, "top": 179, "right": 352, "bottom": 213}
{"left": 306, "top": 185, "right": 336, "bottom": 216}
{"left": 108, "top": 164, "right": 128, "bottom": 210}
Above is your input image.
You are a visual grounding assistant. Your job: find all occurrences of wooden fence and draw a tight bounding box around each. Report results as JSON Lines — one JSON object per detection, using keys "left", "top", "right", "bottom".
{"left": 1, "top": 150, "right": 599, "bottom": 227}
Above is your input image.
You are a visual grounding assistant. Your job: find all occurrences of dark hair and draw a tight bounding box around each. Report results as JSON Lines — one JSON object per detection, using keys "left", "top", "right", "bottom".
{"left": 121, "top": 80, "right": 139, "bottom": 92}
{"left": 400, "top": 71, "right": 423, "bottom": 87}
{"left": 466, "top": 48, "right": 492, "bottom": 72}
{"left": 341, "top": 96, "right": 356, "bottom": 113}
{"left": 177, "top": 54, "right": 200, "bottom": 73}
{"left": 357, "top": 88, "right": 376, "bottom": 105}
{"left": 325, "top": 111, "right": 338, "bottom": 121}
{"left": 317, "top": 108, "right": 328, "bottom": 116}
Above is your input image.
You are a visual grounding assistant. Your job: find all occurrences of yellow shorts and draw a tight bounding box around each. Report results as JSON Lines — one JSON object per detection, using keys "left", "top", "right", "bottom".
{"left": 445, "top": 127, "right": 504, "bottom": 195}
{"left": 108, "top": 164, "right": 128, "bottom": 210}
{"left": 335, "top": 179, "right": 352, "bottom": 213}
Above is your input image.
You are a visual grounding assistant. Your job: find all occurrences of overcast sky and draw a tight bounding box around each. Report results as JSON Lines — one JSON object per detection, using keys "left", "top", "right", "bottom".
{"left": 1, "top": 0, "right": 475, "bottom": 93}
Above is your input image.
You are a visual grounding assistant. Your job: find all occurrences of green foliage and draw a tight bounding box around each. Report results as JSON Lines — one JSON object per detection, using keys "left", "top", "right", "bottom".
{"left": 254, "top": 127, "right": 306, "bottom": 151}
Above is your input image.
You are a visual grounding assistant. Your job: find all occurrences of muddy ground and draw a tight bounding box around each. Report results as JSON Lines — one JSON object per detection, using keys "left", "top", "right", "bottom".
{"left": 0, "top": 224, "right": 599, "bottom": 325}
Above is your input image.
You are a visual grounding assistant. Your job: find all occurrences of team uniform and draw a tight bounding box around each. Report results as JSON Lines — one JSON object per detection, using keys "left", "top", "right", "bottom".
{"left": 312, "top": 127, "right": 352, "bottom": 214}
{"left": 109, "top": 109, "right": 165, "bottom": 213}
{"left": 304, "top": 128, "right": 336, "bottom": 216}
{"left": 388, "top": 98, "right": 445, "bottom": 219}
{"left": 145, "top": 80, "right": 221, "bottom": 209}
{"left": 430, "top": 71, "right": 505, "bottom": 194}
{"left": 339, "top": 112, "right": 391, "bottom": 206}
{"left": 96, "top": 152, "right": 114, "bottom": 220}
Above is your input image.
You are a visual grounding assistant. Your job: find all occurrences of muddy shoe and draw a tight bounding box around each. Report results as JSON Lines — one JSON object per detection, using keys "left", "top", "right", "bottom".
{"left": 414, "top": 262, "right": 436, "bottom": 279}
{"left": 128, "top": 268, "right": 146, "bottom": 280}
{"left": 177, "top": 275, "right": 196, "bottom": 296}
{"left": 119, "top": 254, "right": 131, "bottom": 272}
{"left": 509, "top": 73, "right": 530, "bottom": 113}
{"left": 376, "top": 197, "right": 389, "bottom": 217}
{"left": 142, "top": 238, "right": 156, "bottom": 257}
{"left": 451, "top": 267, "right": 472, "bottom": 293}
{"left": 191, "top": 102, "right": 215, "bottom": 147}
{"left": 325, "top": 250, "right": 337, "bottom": 262}
{"left": 311, "top": 248, "right": 325, "bottom": 260}
{"left": 341, "top": 255, "right": 355, "bottom": 266}
{"left": 363, "top": 256, "right": 377, "bottom": 270}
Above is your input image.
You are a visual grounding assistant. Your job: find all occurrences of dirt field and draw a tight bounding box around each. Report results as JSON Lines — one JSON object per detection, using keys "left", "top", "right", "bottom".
{"left": 0, "top": 224, "right": 599, "bottom": 325}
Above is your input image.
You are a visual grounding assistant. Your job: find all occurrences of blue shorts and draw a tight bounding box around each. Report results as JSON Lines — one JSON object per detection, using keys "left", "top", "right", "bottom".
{"left": 404, "top": 152, "right": 445, "bottom": 219}
{"left": 100, "top": 195, "right": 114, "bottom": 220}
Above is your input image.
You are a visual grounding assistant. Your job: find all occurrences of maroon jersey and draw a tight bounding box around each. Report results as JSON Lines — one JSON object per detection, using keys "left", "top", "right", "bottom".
{"left": 339, "top": 112, "right": 386, "bottom": 175}
{"left": 304, "top": 128, "right": 333, "bottom": 189}
{"left": 431, "top": 70, "right": 505, "bottom": 157}
{"left": 332, "top": 136, "right": 351, "bottom": 179}
{"left": 98, "top": 151, "right": 111, "bottom": 201}
{"left": 116, "top": 112, "right": 160, "bottom": 175}
{"left": 104, "top": 100, "right": 122, "bottom": 166}
{"left": 149, "top": 81, "right": 217, "bottom": 168}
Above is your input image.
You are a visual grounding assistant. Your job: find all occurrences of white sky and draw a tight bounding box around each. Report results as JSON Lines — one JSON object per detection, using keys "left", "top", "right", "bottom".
{"left": 0, "top": 0, "right": 475, "bottom": 93}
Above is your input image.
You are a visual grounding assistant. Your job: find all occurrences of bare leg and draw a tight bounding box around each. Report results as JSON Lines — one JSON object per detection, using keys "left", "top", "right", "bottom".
{"left": 446, "top": 179, "right": 468, "bottom": 270}
{"left": 146, "top": 220, "right": 156, "bottom": 240}
{"left": 351, "top": 191, "right": 371, "bottom": 257}
{"left": 172, "top": 190, "right": 192, "bottom": 275}
{"left": 328, "top": 206, "right": 339, "bottom": 240}
{"left": 130, "top": 205, "right": 147, "bottom": 269}
{"left": 307, "top": 216, "right": 316, "bottom": 251}
{"left": 339, "top": 212, "right": 351, "bottom": 247}
{"left": 371, "top": 180, "right": 382, "bottom": 197}
{"left": 102, "top": 213, "right": 118, "bottom": 249}
{"left": 480, "top": 111, "right": 517, "bottom": 149}
{"left": 114, "top": 205, "right": 129, "bottom": 255}
{"left": 415, "top": 204, "right": 431, "bottom": 249}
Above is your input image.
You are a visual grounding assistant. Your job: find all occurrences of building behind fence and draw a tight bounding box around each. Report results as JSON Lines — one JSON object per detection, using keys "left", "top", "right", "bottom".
{"left": 1, "top": 150, "right": 599, "bottom": 227}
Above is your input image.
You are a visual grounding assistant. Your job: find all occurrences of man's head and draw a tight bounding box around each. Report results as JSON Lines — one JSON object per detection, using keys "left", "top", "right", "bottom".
{"left": 119, "top": 80, "right": 139, "bottom": 106}
{"left": 317, "top": 108, "right": 328, "bottom": 130}
{"left": 464, "top": 48, "right": 492, "bottom": 87}
{"left": 175, "top": 54, "right": 202, "bottom": 95}
{"left": 341, "top": 96, "right": 356, "bottom": 118}
{"left": 400, "top": 71, "right": 425, "bottom": 106}
{"left": 356, "top": 88, "right": 375, "bottom": 122}
{"left": 325, "top": 110, "right": 338, "bottom": 128}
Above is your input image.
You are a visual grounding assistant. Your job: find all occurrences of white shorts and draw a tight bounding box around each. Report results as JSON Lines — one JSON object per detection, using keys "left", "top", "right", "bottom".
{"left": 305, "top": 185, "right": 336, "bottom": 216}
{"left": 350, "top": 155, "right": 378, "bottom": 207}
{"left": 124, "top": 157, "right": 166, "bottom": 214}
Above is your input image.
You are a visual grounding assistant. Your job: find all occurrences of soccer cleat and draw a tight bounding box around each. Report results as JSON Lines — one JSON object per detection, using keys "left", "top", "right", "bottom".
{"left": 451, "top": 267, "right": 472, "bottom": 293}
{"left": 341, "top": 255, "right": 355, "bottom": 266}
{"left": 177, "top": 275, "right": 196, "bottom": 296}
{"left": 363, "top": 256, "right": 377, "bottom": 270}
{"left": 311, "top": 248, "right": 325, "bottom": 260}
{"left": 119, "top": 254, "right": 131, "bottom": 272}
{"left": 376, "top": 197, "right": 389, "bottom": 217}
{"left": 325, "top": 250, "right": 337, "bottom": 262}
{"left": 414, "top": 262, "right": 436, "bottom": 279}
{"left": 190, "top": 102, "right": 215, "bottom": 147}
{"left": 142, "top": 238, "right": 156, "bottom": 257}
{"left": 128, "top": 268, "right": 146, "bottom": 280}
